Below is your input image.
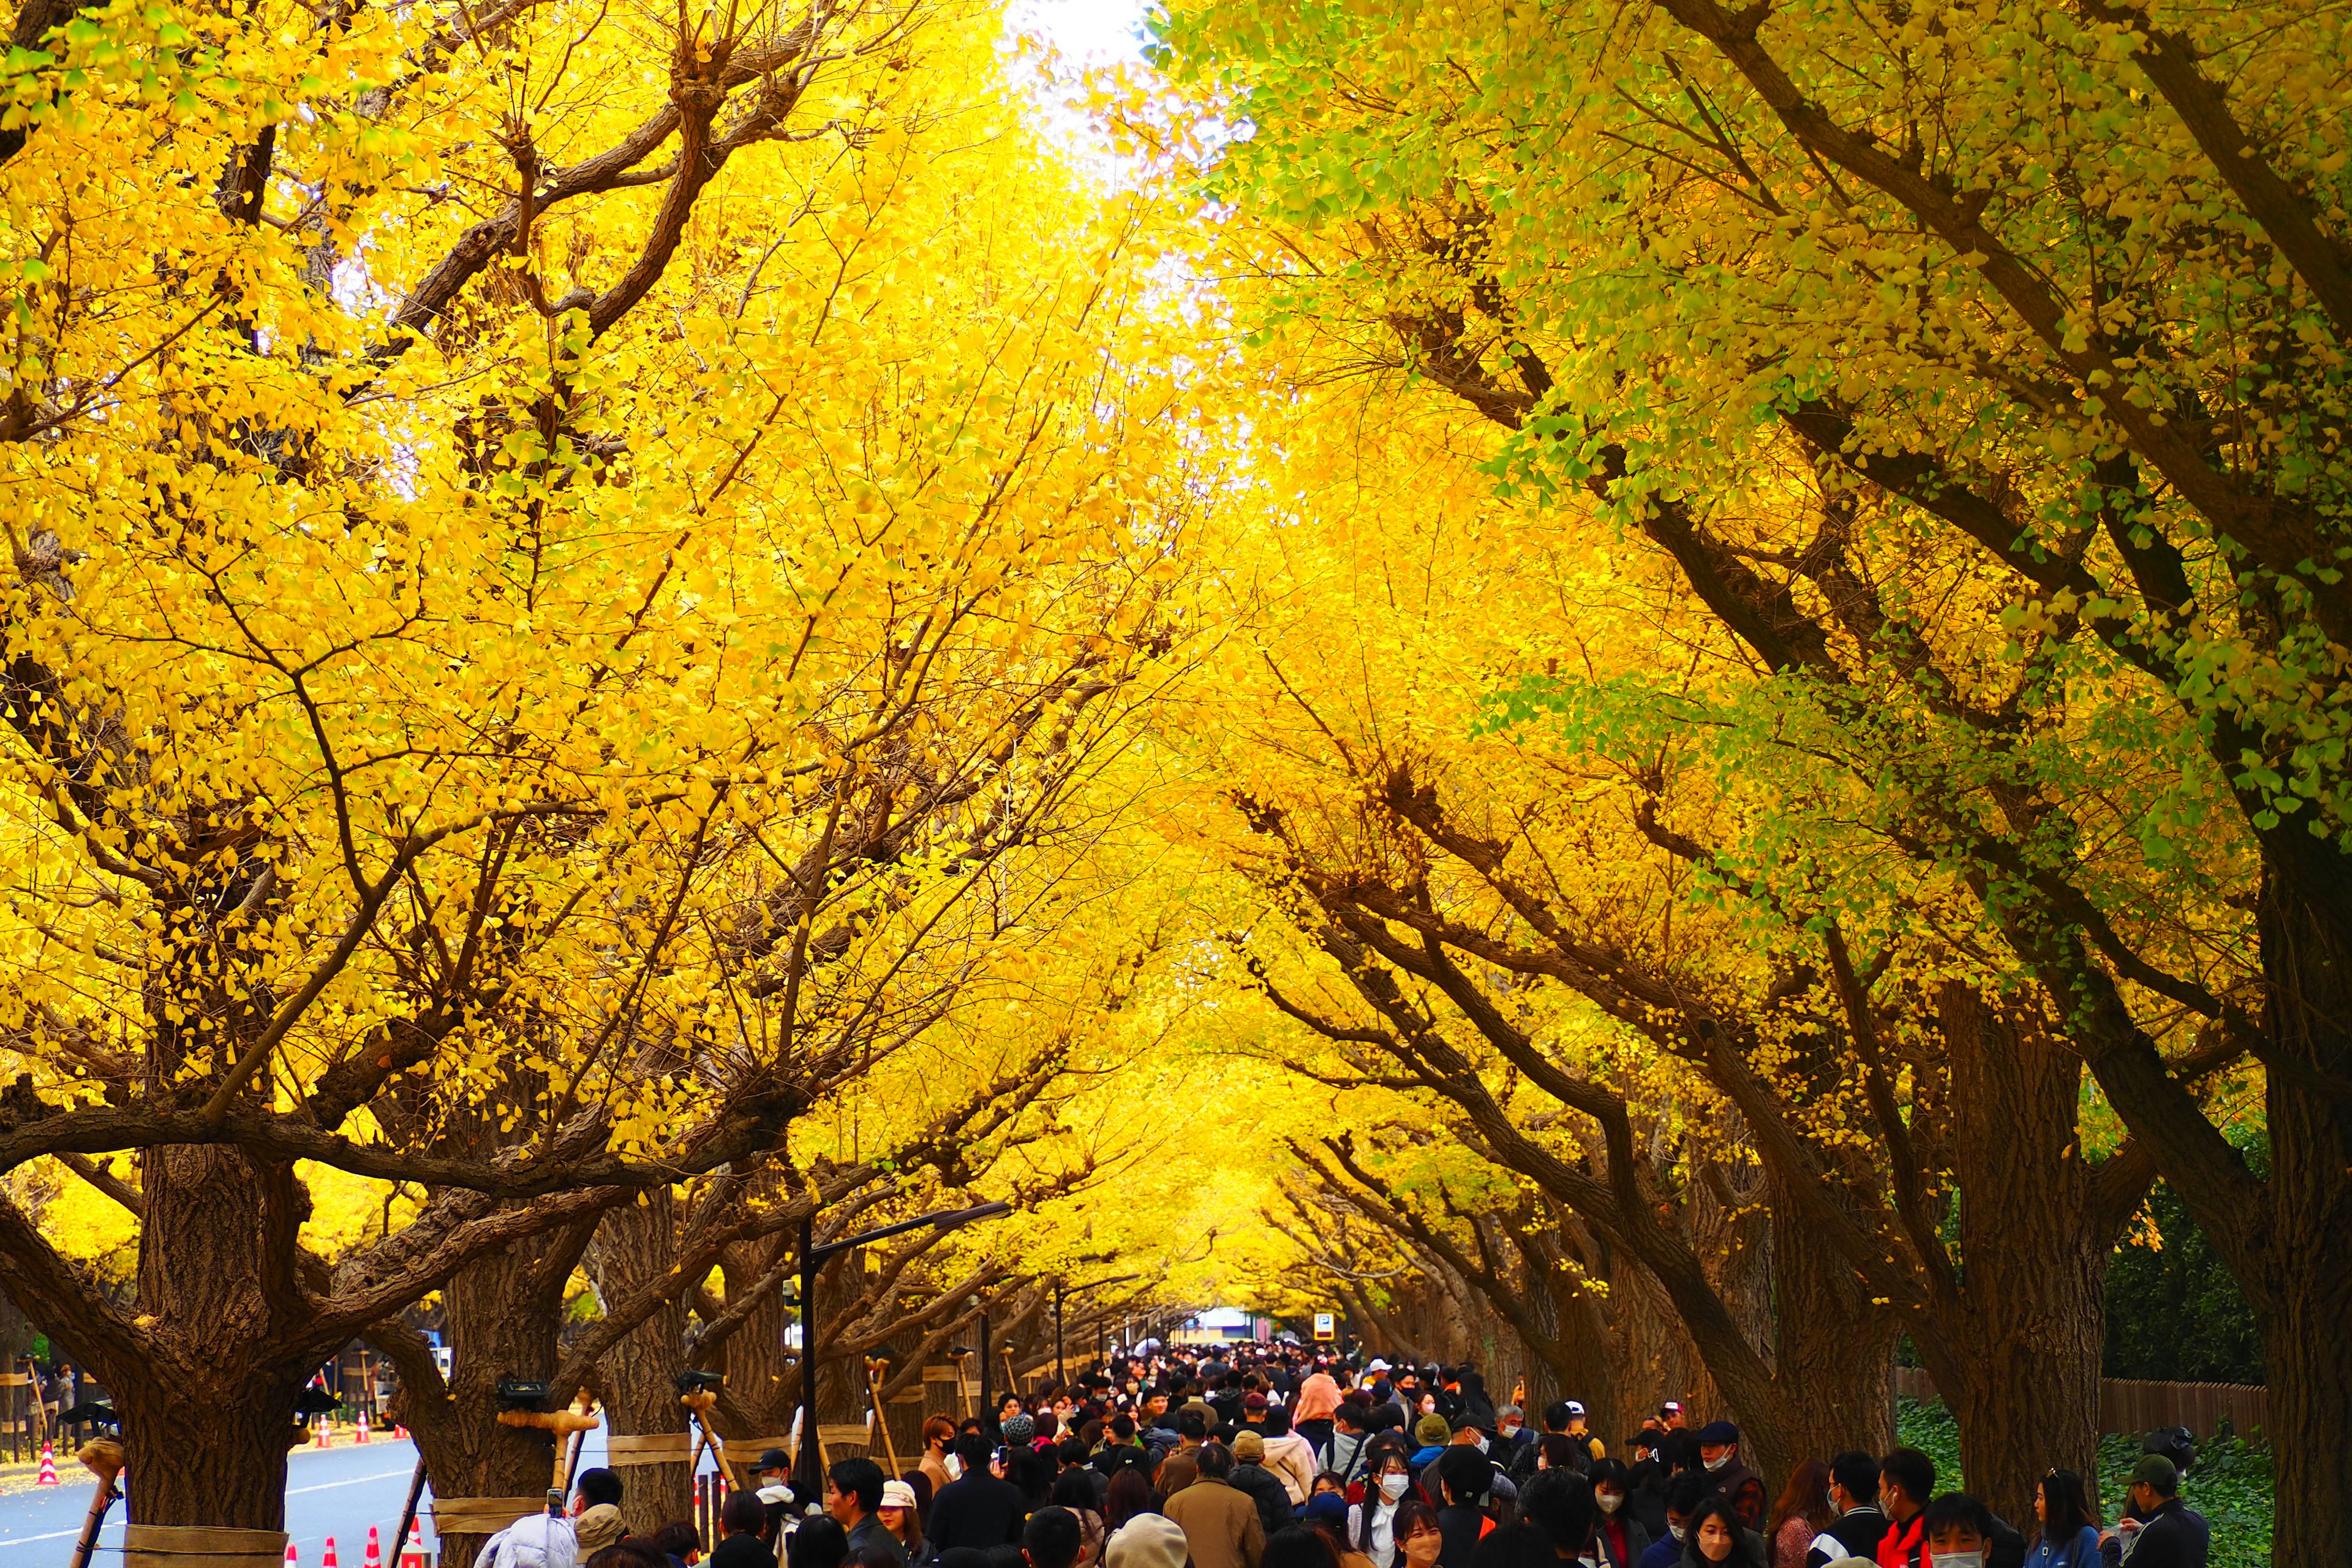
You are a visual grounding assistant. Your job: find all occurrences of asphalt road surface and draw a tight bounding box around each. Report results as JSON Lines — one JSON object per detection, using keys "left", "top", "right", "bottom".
{"left": 0, "top": 1425, "right": 618, "bottom": 1568}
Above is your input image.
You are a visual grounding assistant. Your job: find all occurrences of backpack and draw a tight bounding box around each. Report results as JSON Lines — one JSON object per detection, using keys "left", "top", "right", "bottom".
{"left": 479, "top": 1513, "right": 579, "bottom": 1568}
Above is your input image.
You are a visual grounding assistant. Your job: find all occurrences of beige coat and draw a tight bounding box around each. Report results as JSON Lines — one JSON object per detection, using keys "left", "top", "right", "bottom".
{"left": 1164, "top": 1476, "right": 1266, "bottom": 1568}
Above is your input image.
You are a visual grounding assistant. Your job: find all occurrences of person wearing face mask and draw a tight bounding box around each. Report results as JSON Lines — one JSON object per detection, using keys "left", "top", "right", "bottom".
{"left": 1352, "top": 1453, "right": 1420, "bottom": 1568}
{"left": 1676, "top": 1498, "right": 1766, "bottom": 1568}
{"left": 1587, "top": 1461, "right": 1651, "bottom": 1568}
{"left": 1694, "top": 1425, "right": 1765, "bottom": 1534}
{"left": 1804, "top": 1453, "right": 1888, "bottom": 1567}
{"left": 1873, "top": 1450, "right": 1936, "bottom": 1568}
{"left": 1639, "top": 1477, "right": 1710, "bottom": 1568}
{"left": 1493, "top": 1407, "right": 1534, "bottom": 1477}
{"left": 1915, "top": 1495, "right": 2000, "bottom": 1568}
{"left": 1768, "top": 1461, "right": 1838, "bottom": 1568}
{"left": 1393, "top": 1502, "right": 1446, "bottom": 1568}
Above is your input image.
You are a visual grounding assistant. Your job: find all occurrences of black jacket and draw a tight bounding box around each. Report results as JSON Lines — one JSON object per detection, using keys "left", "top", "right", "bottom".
{"left": 1593, "top": 1512, "right": 1651, "bottom": 1568}
{"left": 2098, "top": 1500, "right": 2208, "bottom": 1568}
{"left": 1230, "top": 1462, "right": 1294, "bottom": 1536}
{"left": 1436, "top": 1503, "right": 1488, "bottom": 1568}
{"left": 927, "top": 1472, "right": 1029, "bottom": 1553}
{"left": 1708, "top": 1461, "right": 1767, "bottom": 1532}
{"left": 711, "top": 1536, "right": 777, "bottom": 1568}
{"left": 1806, "top": 1506, "right": 1890, "bottom": 1566}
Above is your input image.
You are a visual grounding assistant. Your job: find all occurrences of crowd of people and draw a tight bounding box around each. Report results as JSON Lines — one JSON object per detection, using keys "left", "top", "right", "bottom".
{"left": 478, "top": 1345, "right": 2213, "bottom": 1568}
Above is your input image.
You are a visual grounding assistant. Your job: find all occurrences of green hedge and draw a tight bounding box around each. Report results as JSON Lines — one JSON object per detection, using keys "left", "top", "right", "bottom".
{"left": 1894, "top": 1397, "right": 2271, "bottom": 1567}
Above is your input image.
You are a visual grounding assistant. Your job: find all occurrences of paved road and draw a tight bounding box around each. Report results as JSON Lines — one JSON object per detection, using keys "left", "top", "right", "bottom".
{"left": 0, "top": 1425, "right": 620, "bottom": 1567}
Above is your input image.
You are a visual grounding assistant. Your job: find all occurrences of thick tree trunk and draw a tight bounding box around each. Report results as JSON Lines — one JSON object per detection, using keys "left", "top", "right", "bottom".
{"left": 1770, "top": 1197, "right": 1896, "bottom": 1471}
{"left": 2250, "top": 880, "right": 2352, "bottom": 1568}
{"left": 596, "top": 1196, "right": 695, "bottom": 1533}
{"left": 712, "top": 1238, "right": 797, "bottom": 1434}
{"left": 123, "top": 1145, "right": 307, "bottom": 1529}
{"left": 418, "top": 1223, "right": 597, "bottom": 1568}
{"left": 1940, "top": 986, "right": 2109, "bottom": 1528}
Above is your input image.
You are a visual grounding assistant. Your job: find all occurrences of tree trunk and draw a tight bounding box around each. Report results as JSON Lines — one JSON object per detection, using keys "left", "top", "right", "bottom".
{"left": 595, "top": 1196, "right": 696, "bottom": 1534}
{"left": 122, "top": 1145, "right": 306, "bottom": 1529}
{"left": 1770, "top": 1196, "right": 1896, "bottom": 1471}
{"left": 1940, "top": 986, "right": 2108, "bottom": 1528}
{"left": 418, "top": 1222, "right": 597, "bottom": 1568}
{"left": 712, "top": 1237, "right": 796, "bottom": 1435}
{"left": 2249, "top": 878, "right": 2352, "bottom": 1567}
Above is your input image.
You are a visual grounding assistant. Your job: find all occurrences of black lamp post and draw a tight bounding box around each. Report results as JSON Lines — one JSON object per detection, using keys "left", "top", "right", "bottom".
{"left": 792, "top": 1201, "right": 1012, "bottom": 1503}
{"left": 1054, "top": 1273, "right": 1141, "bottom": 1387}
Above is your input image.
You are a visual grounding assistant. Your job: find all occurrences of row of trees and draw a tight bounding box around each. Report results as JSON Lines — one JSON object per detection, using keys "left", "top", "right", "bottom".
{"left": 1136, "top": 0, "right": 2345, "bottom": 1555}
{"left": 0, "top": 0, "right": 1191, "bottom": 1554}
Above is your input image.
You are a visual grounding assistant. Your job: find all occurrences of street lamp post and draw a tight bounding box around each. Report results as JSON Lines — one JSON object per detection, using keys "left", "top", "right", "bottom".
{"left": 792, "top": 1200, "right": 1012, "bottom": 1504}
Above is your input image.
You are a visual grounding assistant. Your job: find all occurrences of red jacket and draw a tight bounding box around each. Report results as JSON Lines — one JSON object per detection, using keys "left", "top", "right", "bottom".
{"left": 1875, "top": 1513, "right": 1924, "bottom": 1568}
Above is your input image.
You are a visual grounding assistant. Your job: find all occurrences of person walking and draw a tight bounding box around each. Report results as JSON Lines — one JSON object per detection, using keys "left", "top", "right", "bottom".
{"left": 713, "top": 1494, "right": 780, "bottom": 1568}
{"left": 1872, "top": 1452, "right": 1935, "bottom": 1568}
{"left": 1264, "top": 1408, "right": 1321, "bottom": 1507}
{"left": 1231, "top": 1432, "right": 1297, "bottom": 1537}
{"left": 1694, "top": 1426, "right": 1765, "bottom": 1534}
{"left": 930, "top": 1432, "right": 1030, "bottom": 1552}
{"left": 831, "top": 1458, "right": 908, "bottom": 1568}
{"left": 2099, "top": 1457, "right": 2207, "bottom": 1568}
{"left": 2024, "top": 1470, "right": 2099, "bottom": 1568}
{"left": 921, "top": 1418, "right": 960, "bottom": 1499}
{"left": 1165, "top": 1444, "right": 1268, "bottom": 1568}
{"left": 1767, "top": 1461, "right": 1836, "bottom": 1568}
{"left": 1350, "top": 1452, "right": 1418, "bottom": 1568}
{"left": 1589, "top": 1460, "right": 1653, "bottom": 1568}
{"left": 1804, "top": 1455, "right": 1888, "bottom": 1567}
{"left": 1677, "top": 1498, "right": 1766, "bottom": 1567}
{"left": 1296, "top": 1366, "right": 1344, "bottom": 1461}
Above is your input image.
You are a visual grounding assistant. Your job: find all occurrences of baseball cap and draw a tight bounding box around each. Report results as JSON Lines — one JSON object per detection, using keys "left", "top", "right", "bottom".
{"left": 1698, "top": 1420, "right": 1739, "bottom": 1446}
{"left": 1564, "top": 1401, "right": 1585, "bottom": 1417}
{"left": 2130, "top": 1454, "right": 2180, "bottom": 1492}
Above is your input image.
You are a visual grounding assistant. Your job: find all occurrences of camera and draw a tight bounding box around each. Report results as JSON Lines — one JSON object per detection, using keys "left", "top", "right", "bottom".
{"left": 497, "top": 1378, "right": 551, "bottom": 1411}
{"left": 673, "top": 1370, "right": 725, "bottom": 1396}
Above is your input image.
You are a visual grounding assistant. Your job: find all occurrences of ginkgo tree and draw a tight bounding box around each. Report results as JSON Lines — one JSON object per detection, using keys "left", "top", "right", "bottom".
{"left": 0, "top": 0, "right": 1205, "bottom": 1544}
{"left": 1150, "top": 0, "right": 2340, "bottom": 1545}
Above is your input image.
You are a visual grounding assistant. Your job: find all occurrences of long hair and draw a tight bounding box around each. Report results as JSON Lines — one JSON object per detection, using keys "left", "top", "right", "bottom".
{"left": 1106, "top": 1466, "right": 1155, "bottom": 1531}
{"left": 2035, "top": 1469, "right": 2101, "bottom": 1545}
{"left": 1768, "top": 1457, "right": 1837, "bottom": 1537}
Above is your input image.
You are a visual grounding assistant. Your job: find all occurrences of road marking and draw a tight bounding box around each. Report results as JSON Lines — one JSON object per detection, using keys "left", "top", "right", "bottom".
{"left": 0, "top": 1468, "right": 419, "bottom": 1547}
{"left": 290, "top": 1467, "right": 417, "bottom": 1497}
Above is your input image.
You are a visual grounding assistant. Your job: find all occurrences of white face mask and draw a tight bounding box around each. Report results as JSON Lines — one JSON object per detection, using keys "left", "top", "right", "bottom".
{"left": 1596, "top": 1493, "right": 1623, "bottom": 1515}
{"left": 1932, "top": 1556, "right": 1985, "bottom": 1568}
{"left": 1667, "top": 1525, "right": 1686, "bottom": 1544}
{"left": 1381, "top": 1473, "right": 1411, "bottom": 1501}
{"left": 1703, "top": 1453, "right": 1730, "bottom": 1472}
{"left": 1470, "top": 1434, "right": 1489, "bottom": 1454}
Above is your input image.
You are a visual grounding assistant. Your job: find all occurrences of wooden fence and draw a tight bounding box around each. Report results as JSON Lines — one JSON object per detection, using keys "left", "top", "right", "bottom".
{"left": 1892, "top": 1366, "right": 2267, "bottom": 1438}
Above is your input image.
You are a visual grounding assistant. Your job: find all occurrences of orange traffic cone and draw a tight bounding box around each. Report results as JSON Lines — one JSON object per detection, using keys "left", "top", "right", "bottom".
{"left": 398, "top": 1520, "right": 428, "bottom": 1568}
{"left": 35, "top": 1441, "right": 58, "bottom": 1485}
{"left": 323, "top": 1536, "right": 339, "bottom": 1568}
{"left": 315, "top": 1417, "right": 333, "bottom": 1449}
{"left": 392, "top": 1423, "right": 409, "bottom": 1439}
{"left": 284, "top": 1544, "right": 299, "bottom": 1567}
{"left": 363, "top": 1526, "right": 383, "bottom": 1568}
{"left": 356, "top": 1409, "right": 371, "bottom": 1444}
